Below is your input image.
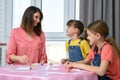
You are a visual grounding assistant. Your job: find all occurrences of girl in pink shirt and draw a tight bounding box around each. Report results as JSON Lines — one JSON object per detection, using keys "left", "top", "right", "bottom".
{"left": 64, "top": 20, "right": 120, "bottom": 80}
{"left": 6, "top": 6, "right": 47, "bottom": 65}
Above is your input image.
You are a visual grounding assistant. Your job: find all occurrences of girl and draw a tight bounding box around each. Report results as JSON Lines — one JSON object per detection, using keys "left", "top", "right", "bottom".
{"left": 64, "top": 20, "right": 120, "bottom": 80}
{"left": 61, "top": 20, "right": 90, "bottom": 64}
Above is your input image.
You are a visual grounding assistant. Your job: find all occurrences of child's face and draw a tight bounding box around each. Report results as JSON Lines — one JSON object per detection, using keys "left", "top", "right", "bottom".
{"left": 87, "top": 30, "right": 98, "bottom": 46}
{"left": 66, "top": 26, "right": 77, "bottom": 37}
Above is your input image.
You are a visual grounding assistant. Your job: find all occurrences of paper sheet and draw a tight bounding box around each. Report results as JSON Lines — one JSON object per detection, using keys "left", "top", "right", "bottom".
{"left": 16, "top": 66, "right": 31, "bottom": 71}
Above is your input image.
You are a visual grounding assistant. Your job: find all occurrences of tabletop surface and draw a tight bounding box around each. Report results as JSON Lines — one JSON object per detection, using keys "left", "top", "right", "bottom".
{"left": 0, "top": 64, "right": 98, "bottom": 80}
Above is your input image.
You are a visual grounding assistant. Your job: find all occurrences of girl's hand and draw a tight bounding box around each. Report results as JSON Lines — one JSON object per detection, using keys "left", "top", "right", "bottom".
{"left": 64, "top": 62, "right": 74, "bottom": 69}
{"left": 61, "top": 59, "right": 68, "bottom": 64}
{"left": 64, "top": 62, "right": 74, "bottom": 72}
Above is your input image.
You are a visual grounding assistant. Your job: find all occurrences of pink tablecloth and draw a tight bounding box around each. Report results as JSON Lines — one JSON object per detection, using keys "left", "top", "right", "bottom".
{"left": 0, "top": 64, "right": 98, "bottom": 80}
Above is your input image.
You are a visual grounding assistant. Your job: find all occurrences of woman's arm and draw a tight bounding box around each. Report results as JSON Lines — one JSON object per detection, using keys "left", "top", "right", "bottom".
{"left": 6, "top": 30, "right": 16, "bottom": 64}
{"left": 9, "top": 54, "right": 29, "bottom": 64}
{"left": 9, "top": 54, "right": 19, "bottom": 62}
{"left": 40, "top": 32, "right": 47, "bottom": 63}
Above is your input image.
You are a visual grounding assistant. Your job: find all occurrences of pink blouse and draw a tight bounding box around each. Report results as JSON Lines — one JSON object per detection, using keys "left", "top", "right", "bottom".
{"left": 6, "top": 27, "right": 47, "bottom": 64}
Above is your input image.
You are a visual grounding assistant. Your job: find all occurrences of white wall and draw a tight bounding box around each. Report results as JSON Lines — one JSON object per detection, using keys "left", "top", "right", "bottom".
{"left": 46, "top": 41, "right": 67, "bottom": 64}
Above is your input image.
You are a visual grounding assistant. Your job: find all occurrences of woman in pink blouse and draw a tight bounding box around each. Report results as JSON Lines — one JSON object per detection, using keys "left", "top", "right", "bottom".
{"left": 6, "top": 6, "right": 47, "bottom": 65}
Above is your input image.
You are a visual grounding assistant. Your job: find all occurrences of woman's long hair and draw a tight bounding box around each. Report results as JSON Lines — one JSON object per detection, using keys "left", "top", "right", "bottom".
{"left": 20, "top": 6, "right": 43, "bottom": 36}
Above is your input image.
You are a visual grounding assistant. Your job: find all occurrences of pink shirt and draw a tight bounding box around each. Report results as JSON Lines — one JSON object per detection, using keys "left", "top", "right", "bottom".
{"left": 6, "top": 27, "right": 47, "bottom": 64}
{"left": 87, "top": 43, "right": 120, "bottom": 80}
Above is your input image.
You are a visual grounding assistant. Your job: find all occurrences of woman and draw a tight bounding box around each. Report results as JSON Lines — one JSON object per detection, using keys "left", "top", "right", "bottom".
{"left": 6, "top": 6, "right": 47, "bottom": 65}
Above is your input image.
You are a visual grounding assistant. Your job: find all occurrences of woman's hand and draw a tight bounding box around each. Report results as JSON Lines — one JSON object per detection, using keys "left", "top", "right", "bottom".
{"left": 16, "top": 55, "right": 29, "bottom": 64}
{"left": 10, "top": 54, "right": 29, "bottom": 64}
{"left": 40, "top": 58, "right": 47, "bottom": 65}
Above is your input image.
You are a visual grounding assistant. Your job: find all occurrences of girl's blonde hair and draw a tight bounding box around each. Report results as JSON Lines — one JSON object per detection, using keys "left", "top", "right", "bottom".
{"left": 87, "top": 20, "right": 120, "bottom": 58}
{"left": 20, "top": 6, "right": 43, "bottom": 36}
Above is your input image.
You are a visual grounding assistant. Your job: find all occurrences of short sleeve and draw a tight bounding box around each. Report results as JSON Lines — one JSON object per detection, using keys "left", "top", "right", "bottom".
{"left": 39, "top": 32, "right": 47, "bottom": 62}
{"left": 101, "top": 44, "right": 113, "bottom": 63}
{"left": 6, "top": 29, "right": 17, "bottom": 64}
{"left": 65, "top": 41, "right": 68, "bottom": 53}
{"left": 80, "top": 40, "right": 91, "bottom": 58}
{"left": 87, "top": 46, "right": 94, "bottom": 60}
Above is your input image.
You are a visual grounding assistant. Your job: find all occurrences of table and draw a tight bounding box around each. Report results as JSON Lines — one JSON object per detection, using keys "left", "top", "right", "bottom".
{"left": 0, "top": 64, "right": 98, "bottom": 80}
